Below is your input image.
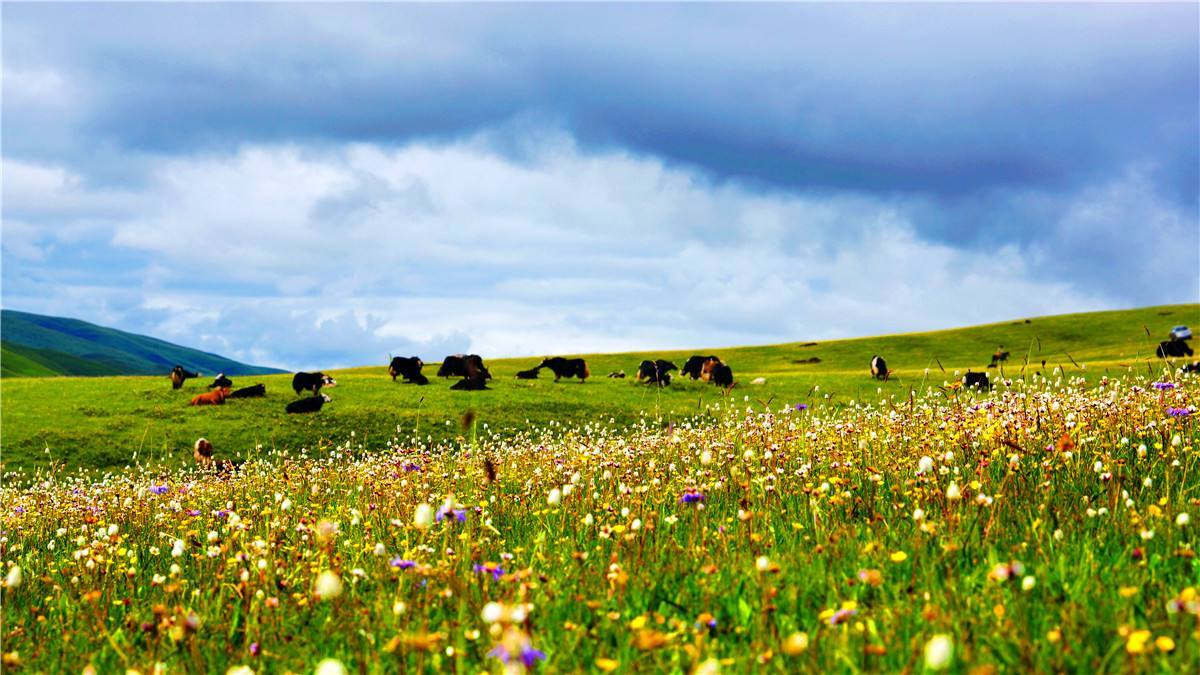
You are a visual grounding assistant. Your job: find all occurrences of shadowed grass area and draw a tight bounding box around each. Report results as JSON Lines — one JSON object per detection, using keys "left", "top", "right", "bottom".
{"left": 2, "top": 304, "right": 1196, "bottom": 476}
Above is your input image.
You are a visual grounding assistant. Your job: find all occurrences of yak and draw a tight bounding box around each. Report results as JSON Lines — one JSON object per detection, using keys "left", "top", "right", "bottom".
{"left": 637, "top": 359, "right": 677, "bottom": 386}
{"left": 388, "top": 356, "right": 425, "bottom": 383}
{"left": 539, "top": 357, "right": 590, "bottom": 382}
{"left": 169, "top": 365, "right": 200, "bottom": 390}
{"left": 286, "top": 393, "right": 331, "bottom": 414}
{"left": 438, "top": 354, "right": 491, "bottom": 379}
{"left": 292, "top": 372, "right": 337, "bottom": 396}
{"left": 963, "top": 371, "right": 991, "bottom": 390}
{"left": 228, "top": 383, "right": 266, "bottom": 398}
{"left": 709, "top": 362, "right": 734, "bottom": 388}
{"left": 209, "top": 373, "right": 234, "bottom": 389}
{"left": 682, "top": 355, "right": 720, "bottom": 380}
{"left": 515, "top": 367, "right": 542, "bottom": 379}
{"left": 1157, "top": 339, "right": 1194, "bottom": 358}
{"left": 870, "top": 356, "right": 889, "bottom": 381}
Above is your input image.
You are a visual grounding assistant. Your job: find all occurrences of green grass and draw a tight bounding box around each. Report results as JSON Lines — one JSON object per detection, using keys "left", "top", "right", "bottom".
{"left": 2, "top": 304, "right": 1196, "bottom": 476}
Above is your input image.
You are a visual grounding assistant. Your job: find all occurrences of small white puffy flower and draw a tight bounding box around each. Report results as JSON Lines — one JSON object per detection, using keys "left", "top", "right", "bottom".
{"left": 1022, "top": 576, "right": 1036, "bottom": 592}
{"left": 918, "top": 456, "right": 934, "bottom": 474}
{"left": 314, "top": 570, "right": 343, "bottom": 600}
{"left": 945, "top": 482, "right": 961, "bottom": 501}
{"left": 755, "top": 556, "right": 771, "bottom": 572}
{"left": 4, "top": 565, "right": 22, "bottom": 589}
{"left": 314, "top": 659, "right": 348, "bottom": 675}
{"left": 481, "top": 601, "right": 504, "bottom": 624}
{"left": 913, "top": 508, "right": 926, "bottom": 522}
{"left": 413, "top": 503, "right": 434, "bottom": 530}
{"left": 547, "top": 488, "right": 562, "bottom": 506}
{"left": 924, "top": 634, "right": 954, "bottom": 670}
{"left": 373, "top": 543, "right": 386, "bottom": 556}
{"left": 1177, "top": 513, "right": 1190, "bottom": 528}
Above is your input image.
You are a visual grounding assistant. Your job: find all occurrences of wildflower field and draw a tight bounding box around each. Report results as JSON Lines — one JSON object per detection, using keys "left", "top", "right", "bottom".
{"left": 2, "top": 368, "right": 1198, "bottom": 673}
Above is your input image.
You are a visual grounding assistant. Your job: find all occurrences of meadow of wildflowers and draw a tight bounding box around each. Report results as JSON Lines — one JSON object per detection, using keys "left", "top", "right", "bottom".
{"left": 1, "top": 370, "right": 1197, "bottom": 673}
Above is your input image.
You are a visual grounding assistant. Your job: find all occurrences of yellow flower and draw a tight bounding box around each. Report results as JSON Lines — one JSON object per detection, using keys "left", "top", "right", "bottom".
{"left": 596, "top": 658, "right": 619, "bottom": 672}
{"left": 781, "top": 632, "right": 810, "bottom": 656}
{"left": 1126, "top": 629, "right": 1152, "bottom": 654}
{"left": 1154, "top": 636, "right": 1175, "bottom": 652}
{"left": 889, "top": 551, "right": 908, "bottom": 563}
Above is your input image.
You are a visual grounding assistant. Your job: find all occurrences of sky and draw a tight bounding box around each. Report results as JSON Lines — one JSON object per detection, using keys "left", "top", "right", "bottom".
{"left": 2, "top": 2, "right": 1198, "bottom": 370}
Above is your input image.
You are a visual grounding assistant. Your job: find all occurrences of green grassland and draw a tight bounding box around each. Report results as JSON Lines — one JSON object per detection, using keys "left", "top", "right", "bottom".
{"left": 2, "top": 304, "right": 1196, "bottom": 476}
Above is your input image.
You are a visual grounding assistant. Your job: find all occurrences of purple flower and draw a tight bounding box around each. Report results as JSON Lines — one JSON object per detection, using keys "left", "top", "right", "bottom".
{"left": 794, "top": 403, "right": 808, "bottom": 411}
{"left": 828, "top": 607, "right": 858, "bottom": 626}
{"left": 473, "top": 563, "right": 505, "bottom": 580}
{"left": 520, "top": 645, "right": 546, "bottom": 668}
{"left": 149, "top": 485, "right": 170, "bottom": 495}
{"left": 402, "top": 462, "right": 421, "bottom": 472}
{"left": 14, "top": 506, "right": 25, "bottom": 515}
{"left": 186, "top": 509, "right": 201, "bottom": 517}
{"left": 436, "top": 506, "right": 467, "bottom": 523}
{"left": 680, "top": 491, "right": 706, "bottom": 505}
{"left": 488, "top": 645, "right": 510, "bottom": 664}
{"left": 249, "top": 643, "right": 260, "bottom": 657}
{"left": 391, "top": 558, "right": 417, "bottom": 570}
{"left": 1168, "top": 407, "right": 1191, "bottom": 417}
{"left": 1153, "top": 382, "right": 1176, "bottom": 391}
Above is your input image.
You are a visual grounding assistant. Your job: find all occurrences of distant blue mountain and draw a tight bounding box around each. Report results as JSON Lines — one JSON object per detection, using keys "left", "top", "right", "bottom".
{"left": 1, "top": 309, "right": 285, "bottom": 377}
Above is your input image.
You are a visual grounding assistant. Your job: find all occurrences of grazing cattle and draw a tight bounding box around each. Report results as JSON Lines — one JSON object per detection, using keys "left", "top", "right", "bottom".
{"left": 608, "top": 370, "right": 626, "bottom": 378}
{"left": 209, "top": 373, "right": 234, "bottom": 389}
{"left": 193, "top": 438, "right": 214, "bottom": 464}
{"left": 190, "top": 388, "right": 229, "bottom": 406}
{"left": 438, "top": 354, "right": 490, "bottom": 379}
{"left": 637, "top": 359, "right": 677, "bottom": 386}
{"left": 963, "top": 371, "right": 991, "bottom": 390}
{"left": 1157, "top": 340, "right": 1194, "bottom": 358}
{"left": 682, "top": 355, "right": 720, "bottom": 380}
{"left": 228, "top": 383, "right": 266, "bottom": 398}
{"left": 709, "top": 363, "right": 734, "bottom": 387}
{"left": 388, "top": 356, "right": 425, "bottom": 382}
{"left": 169, "top": 365, "right": 200, "bottom": 390}
{"left": 870, "top": 356, "right": 889, "bottom": 380}
{"left": 292, "top": 372, "right": 337, "bottom": 396}
{"left": 988, "top": 348, "right": 1010, "bottom": 368}
{"left": 539, "top": 357, "right": 590, "bottom": 382}
{"left": 286, "top": 393, "right": 331, "bottom": 414}
{"left": 516, "top": 367, "right": 542, "bottom": 379}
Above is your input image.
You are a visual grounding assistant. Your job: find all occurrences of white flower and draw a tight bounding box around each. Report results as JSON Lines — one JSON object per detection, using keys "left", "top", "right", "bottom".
{"left": 280, "top": 498, "right": 292, "bottom": 511}
{"left": 547, "top": 488, "right": 562, "bottom": 506}
{"left": 481, "top": 602, "right": 504, "bottom": 624}
{"left": 314, "top": 570, "right": 343, "bottom": 600}
{"left": 945, "top": 482, "right": 961, "bottom": 501}
{"left": 4, "top": 565, "right": 21, "bottom": 589}
{"left": 913, "top": 508, "right": 926, "bottom": 522}
{"left": 918, "top": 456, "right": 934, "bottom": 474}
{"left": 413, "top": 503, "right": 434, "bottom": 530}
{"left": 755, "top": 556, "right": 771, "bottom": 572}
{"left": 1022, "top": 576, "right": 1036, "bottom": 592}
{"left": 226, "top": 667, "right": 255, "bottom": 675}
{"left": 314, "top": 659, "right": 347, "bottom": 675}
{"left": 1177, "top": 513, "right": 1190, "bottom": 528}
{"left": 373, "top": 543, "right": 386, "bottom": 556}
{"left": 700, "top": 450, "right": 713, "bottom": 465}
{"left": 924, "top": 634, "right": 954, "bottom": 670}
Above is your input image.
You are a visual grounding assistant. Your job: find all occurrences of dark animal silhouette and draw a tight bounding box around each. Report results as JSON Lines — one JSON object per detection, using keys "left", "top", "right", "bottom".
{"left": 709, "top": 362, "right": 734, "bottom": 388}
{"left": 286, "top": 393, "right": 331, "bottom": 414}
{"left": 388, "top": 356, "right": 425, "bottom": 382}
{"left": 1157, "top": 340, "right": 1194, "bottom": 358}
{"left": 409, "top": 373, "right": 430, "bottom": 385}
{"left": 169, "top": 366, "right": 200, "bottom": 390}
{"left": 292, "top": 372, "right": 336, "bottom": 396}
{"left": 963, "top": 371, "right": 991, "bottom": 390}
{"left": 190, "top": 388, "right": 229, "bottom": 406}
{"left": 438, "top": 354, "right": 490, "bottom": 379}
{"left": 682, "top": 355, "right": 720, "bottom": 380}
{"left": 208, "top": 373, "right": 233, "bottom": 389}
{"left": 228, "top": 384, "right": 266, "bottom": 398}
{"left": 607, "top": 371, "right": 626, "bottom": 378}
{"left": 193, "top": 438, "right": 214, "bottom": 464}
{"left": 870, "top": 356, "right": 889, "bottom": 380}
{"left": 539, "top": 357, "right": 589, "bottom": 382}
{"left": 451, "top": 374, "right": 489, "bottom": 390}
{"left": 637, "top": 359, "right": 677, "bottom": 386}
{"left": 516, "top": 367, "right": 541, "bottom": 379}
{"left": 988, "top": 348, "right": 1010, "bottom": 368}
{"left": 1182, "top": 362, "right": 1200, "bottom": 374}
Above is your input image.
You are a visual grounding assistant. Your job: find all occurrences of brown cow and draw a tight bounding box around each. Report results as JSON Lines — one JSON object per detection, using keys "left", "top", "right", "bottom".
{"left": 190, "top": 388, "right": 229, "bottom": 406}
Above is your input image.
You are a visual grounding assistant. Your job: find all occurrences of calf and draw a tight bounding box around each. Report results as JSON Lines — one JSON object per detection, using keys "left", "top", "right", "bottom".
{"left": 1157, "top": 339, "right": 1194, "bottom": 358}
{"left": 169, "top": 365, "right": 200, "bottom": 390}
{"left": 451, "top": 374, "right": 489, "bottom": 390}
{"left": 709, "top": 362, "right": 734, "bottom": 388}
{"left": 388, "top": 356, "right": 425, "bottom": 382}
{"left": 962, "top": 371, "right": 991, "bottom": 390}
{"left": 286, "top": 393, "right": 331, "bottom": 414}
{"left": 228, "top": 383, "right": 266, "bottom": 398}
{"left": 190, "top": 388, "right": 229, "bottom": 406}
{"left": 409, "top": 373, "right": 430, "bottom": 385}
{"left": 539, "top": 357, "right": 590, "bottom": 382}
{"left": 516, "top": 366, "right": 542, "bottom": 379}
{"left": 682, "top": 355, "right": 720, "bottom": 380}
{"left": 608, "top": 370, "right": 626, "bottom": 378}
{"left": 870, "top": 356, "right": 889, "bottom": 380}
{"left": 209, "top": 373, "right": 234, "bottom": 389}
{"left": 292, "top": 371, "right": 337, "bottom": 396}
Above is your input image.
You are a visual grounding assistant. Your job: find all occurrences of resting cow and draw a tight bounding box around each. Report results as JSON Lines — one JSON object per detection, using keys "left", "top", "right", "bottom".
{"left": 870, "top": 356, "right": 889, "bottom": 380}
{"left": 228, "top": 384, "right": 266, "bottom": 398}
{"left": 209, "top": 373, "right": 234, "bottom": 389}
{"left": 682, "top": 355, "right": 720, "bottom": 380}
{"left": 451, "top": 374, "right": 489, "bottom": 390}
{"left": 190, "top": 388, "right": 229, "bottom": 406}
{"left": 286, "top": 393, "right": 331, "bottom": 414}
{"left": 608, "top": 370, "right": 626, "bottom": 378}
{"left": 1157, "top": 340, "right": 1194, "bottom": 358}
{"left": 539, "top": 357, "right": 590, "bottom": 382}
{"left": 169, "top": 365, "right": 200, "bottom": 390}
{"left": 292, "top": 372, "right": 337, "bottom": 396}
{"left": 388, "top": 356, "right": 425, "bottom": 383}
{"left": 963, "top": 371, "right": 991, "bottom": 390}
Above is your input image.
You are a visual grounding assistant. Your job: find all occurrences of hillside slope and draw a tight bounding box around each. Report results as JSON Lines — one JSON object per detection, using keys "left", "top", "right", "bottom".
{"left": 0, "top": 309, "right": 285, "bottom": 377}
{"left": 1, "top": 303, "right": 1196, "bottom": 474}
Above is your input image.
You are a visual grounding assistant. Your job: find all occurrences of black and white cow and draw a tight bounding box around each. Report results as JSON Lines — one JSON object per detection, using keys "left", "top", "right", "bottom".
{"left": 539, "top": 357, "right": 590, "bottom": 382}
{"left": 870, "top": 356, "right": 889, "bottom": 380}
{"left": 286, "top": 393, "right": 331, "bottom": 413}
{"left": 388, "top": 356, "right": 425, "bottom": 383}
{"left": 292, "top": 371, "right": 337, "bottom": 396}
{"left": 209, "top": 373, "right": 234, "bottom": 389}
{"left": 169, "top": 365, "right": 200, "bottom": 390}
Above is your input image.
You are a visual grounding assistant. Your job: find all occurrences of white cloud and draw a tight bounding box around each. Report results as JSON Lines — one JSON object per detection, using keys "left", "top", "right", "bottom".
{"left": 5, "top": 132, "right": 1185, "bottom": 369}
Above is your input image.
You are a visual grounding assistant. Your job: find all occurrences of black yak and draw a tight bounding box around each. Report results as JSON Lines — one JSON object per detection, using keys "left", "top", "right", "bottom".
{"left": 438, "top": 354, "right": 490, "bottom": 379}
{"left": 451, "top": 374, "right": 489, "bottom": 390}
{"left": 709, "top": 362, "right": 734, "bottom": 388}
{"left": 682, "top": 355, "right": 720, "bottom": 380}
{"left": 208, "top": 373, "right": 234, "bottom": 389}
{"left": 388, "top": 356, "right": 425, "bottom": 383}
{"left": 515, "top": 366, "right": 542, "bottom": 379}
{"left": 963, "top": 371, "right": 991, "bottom": 390}
{"left": 286, "top": 393, "right": 331, "bottom": 414}
{"left": 1157, "top": 340, "right": 1194, "bottom": 358}
{"left": 539, "top": 357, "right": 589, "bottom": 382}
{"left": 870, "top": 356, "right": 889, "bottom": 380}
{"left": 228, "top": 383, "right": 266, "bottom": 398}
{"left": 637, "top": 359, "right": 677, "bottom": 386}
{"left": 169, "top": 365, "right": 200, "bottom": 390}
{"left": 292, "top": 372, "right": 337, "bottom": 396}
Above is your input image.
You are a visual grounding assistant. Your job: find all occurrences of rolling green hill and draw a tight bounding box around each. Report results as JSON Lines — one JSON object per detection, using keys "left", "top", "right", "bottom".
{"left": 1, "top": 303, "right": 1195, "bottom": 476}
{"left": 0, "top": 309, "right": 284, "bottom": 377}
